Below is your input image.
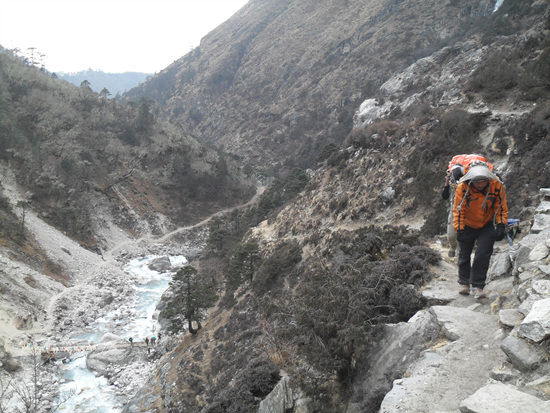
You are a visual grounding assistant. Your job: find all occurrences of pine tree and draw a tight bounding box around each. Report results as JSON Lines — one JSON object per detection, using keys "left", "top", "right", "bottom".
{"left": 161, "top": 266, "right": 218, "bottom": 334}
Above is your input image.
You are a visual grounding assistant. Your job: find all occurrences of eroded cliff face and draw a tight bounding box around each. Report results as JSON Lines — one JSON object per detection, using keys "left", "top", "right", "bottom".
{"left": 123, "top": 0, "right": 496, "bottom": 169}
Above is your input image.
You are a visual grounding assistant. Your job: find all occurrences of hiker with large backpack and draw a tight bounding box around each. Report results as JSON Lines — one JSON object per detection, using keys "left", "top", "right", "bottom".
{"left": 441, "top": 154, "right": 493, "bottom": 257}
{"left": 453, "top": 162, "right": 508, "bottom": 299}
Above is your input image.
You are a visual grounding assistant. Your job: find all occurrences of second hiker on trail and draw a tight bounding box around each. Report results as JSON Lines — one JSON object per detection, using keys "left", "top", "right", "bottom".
{"left": 453, "top": 161, "right": 508, "bottom": 299}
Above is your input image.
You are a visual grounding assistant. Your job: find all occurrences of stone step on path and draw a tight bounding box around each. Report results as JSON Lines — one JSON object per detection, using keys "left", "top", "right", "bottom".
{"left": 379, "top": 250, "right": 550, "bottom": 412}
{"left": 460, "top": 382, "right": 550, "bottom": 413}
{"left": 378, "top": 305, "right": 506, "bottom": 413}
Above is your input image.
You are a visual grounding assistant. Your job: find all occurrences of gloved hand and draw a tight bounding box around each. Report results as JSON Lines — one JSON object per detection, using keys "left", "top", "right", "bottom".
{"left": 494, "top": 224, "right": 506, "bottom": 241}
{"left": 456, "top": 230, "right": 466, "bottom": 243}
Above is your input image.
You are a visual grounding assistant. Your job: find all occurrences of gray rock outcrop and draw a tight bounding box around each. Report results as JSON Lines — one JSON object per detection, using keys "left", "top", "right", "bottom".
{"left": 518, "top": 298, "right": 550, "bottom": 342}
{"left": 0, "top": 340, "right": 21, "bottom": 372}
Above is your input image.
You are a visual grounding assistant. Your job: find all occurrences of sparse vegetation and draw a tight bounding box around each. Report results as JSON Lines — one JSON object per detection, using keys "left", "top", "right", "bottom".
{"left": 405, "top": 108, "right": 486, "bottom": 205}
{"left": 0, "top": 48, "right": 254, "bottom": 248}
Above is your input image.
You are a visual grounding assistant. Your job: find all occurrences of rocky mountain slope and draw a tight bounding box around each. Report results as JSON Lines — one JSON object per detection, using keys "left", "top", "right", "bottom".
{"left": 118, "top": 0, "right": 550, "bottom": 411}
{"left": 1, "top": 0, "right": 550, "bottom": 412}
{"left": 0, "top": 47, "right": 255, "bottom": 252}
{"left": 123, "top": 0, "right": 499, "bottom": 169}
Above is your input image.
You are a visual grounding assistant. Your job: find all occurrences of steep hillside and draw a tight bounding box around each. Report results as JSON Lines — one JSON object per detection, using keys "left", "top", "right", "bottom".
{"left": 123, "top": 0, "right": 498, "bottom": 170}
{"left": 0, "top": 48, "right": 255, "bottom": 254}
{"left": 122, "top": 1, "right": 550, "bottom": 412}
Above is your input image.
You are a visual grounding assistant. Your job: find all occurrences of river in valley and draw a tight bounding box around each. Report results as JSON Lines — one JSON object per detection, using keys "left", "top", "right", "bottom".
{"left": 55, "top": 255, "right": 186, "bottom": 412}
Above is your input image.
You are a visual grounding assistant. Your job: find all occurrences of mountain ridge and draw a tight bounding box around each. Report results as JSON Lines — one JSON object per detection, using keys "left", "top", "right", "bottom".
{"left": 58, "top": 69, "right": 152, "bottom": 96}
{"left": 122, "top": 0, "right": 498, "bottom": 169}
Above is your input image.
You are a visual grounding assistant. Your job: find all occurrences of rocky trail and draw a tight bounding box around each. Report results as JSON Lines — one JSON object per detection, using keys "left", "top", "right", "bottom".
{"left": 348, "top": 189, "right": 550, "bottom": 413}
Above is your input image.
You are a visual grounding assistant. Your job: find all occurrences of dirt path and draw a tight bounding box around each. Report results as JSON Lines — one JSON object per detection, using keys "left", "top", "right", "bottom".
{"left": 1, "top": 165, "right": 264, "bottom": 356}
{"left": 103, "top": 185, "right": 265, "bottom": 262}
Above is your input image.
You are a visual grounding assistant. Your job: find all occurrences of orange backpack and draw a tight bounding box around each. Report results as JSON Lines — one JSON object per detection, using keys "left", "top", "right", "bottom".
{"left": 447, "top": 154, "right": 493, "bottom": 175}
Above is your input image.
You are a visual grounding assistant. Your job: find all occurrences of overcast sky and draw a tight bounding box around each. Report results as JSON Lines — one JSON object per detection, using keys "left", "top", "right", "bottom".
{"left": 0, "top": 0, "right": 249, "bottom": 74}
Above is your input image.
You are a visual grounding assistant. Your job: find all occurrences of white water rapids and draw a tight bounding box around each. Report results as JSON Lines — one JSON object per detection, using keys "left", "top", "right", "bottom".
{"left": 55, "top": 255, "right": 186, "bottom": 412}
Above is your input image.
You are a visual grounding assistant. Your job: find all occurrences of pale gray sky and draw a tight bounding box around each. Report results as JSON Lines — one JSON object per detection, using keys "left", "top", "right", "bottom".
{"left": 0, "top": 0, "right": 249, "bottom": 73}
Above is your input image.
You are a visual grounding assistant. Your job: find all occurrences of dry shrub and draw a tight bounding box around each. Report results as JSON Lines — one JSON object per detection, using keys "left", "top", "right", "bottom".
{"left": 272, "top": 226, "right": 439, "bottom": 389}
{"left": 501, "top": 108, "right": 550, "bottom": 215}
{"left": 345, "top": 120, "right": 401, "bottom": 149}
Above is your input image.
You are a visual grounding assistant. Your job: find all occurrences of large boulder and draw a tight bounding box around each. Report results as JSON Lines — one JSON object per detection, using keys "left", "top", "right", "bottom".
{"left": 346, "top": 309, "right": 440, "bottom": 412}
{"left": 0, "top": 341, "right": 21, "bottom": 372}
{"left": 517, "top": 298, "right": 550, "bottom": 342}
{"left": 500, "top": 335, "right": 545, "bottom": 372}
{"left": 12, "top": 314, "right": 33, "bottom": 330}
{"left": 147, "top": 256, "right": 172, "bottom": 273}
{"left": 258, "top": 372, "right": 294, "bottom": 413}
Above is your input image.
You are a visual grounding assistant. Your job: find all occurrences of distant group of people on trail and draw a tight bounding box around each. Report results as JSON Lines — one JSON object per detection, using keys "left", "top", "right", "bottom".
{"left": 144, "top": 333, "right": 161, "bottom": 347}
{"left": 128, "top": 332, "right": 162, "bottom": 353}
{"left": 441, "top": 153, "right": 518, "bottom": 300}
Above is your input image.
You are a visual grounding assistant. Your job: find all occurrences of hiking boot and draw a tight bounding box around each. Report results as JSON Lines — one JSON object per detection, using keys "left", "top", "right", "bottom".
{"left": 473, "top": 288, "right": 486, "bottom": 299}
{"left": 459, "top": 285, "right": 470, "bottom": 295}
{"left": 448, "top": 248, "right": 455, "bottom": 258}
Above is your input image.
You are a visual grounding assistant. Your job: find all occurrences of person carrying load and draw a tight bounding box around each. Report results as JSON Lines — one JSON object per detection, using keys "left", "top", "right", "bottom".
{"left": 442, "top": 154, "right": 493, "bottom": 257}
{"left": 453, "top": 161, "right": 508, "bottom": 299}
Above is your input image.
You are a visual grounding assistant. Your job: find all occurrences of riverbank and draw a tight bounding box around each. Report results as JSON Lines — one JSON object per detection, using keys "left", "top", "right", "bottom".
{"left": 0, "top": 165, "right": 209, "bottom": 411}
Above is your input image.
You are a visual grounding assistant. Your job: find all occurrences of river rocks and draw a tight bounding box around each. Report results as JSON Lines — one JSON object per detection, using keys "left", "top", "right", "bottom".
{"left": 87, "top": 348, "right": 127, "bottom": 376}
{"left": 99, "top": 292, "right": 115, "bottom": 308}
{"left": 148, "top": 256, "right": 173, "bottom": 273}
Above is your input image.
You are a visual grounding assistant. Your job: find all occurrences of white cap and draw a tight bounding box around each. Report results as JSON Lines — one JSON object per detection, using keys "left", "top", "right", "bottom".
{"left": 459, "top": 164, "right": 499, "bottom": 183}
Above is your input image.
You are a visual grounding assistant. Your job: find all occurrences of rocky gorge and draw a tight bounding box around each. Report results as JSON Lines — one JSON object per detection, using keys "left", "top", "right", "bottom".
{"left": 1, "top": 0, "right": 550, "bottom": 411}
{"left": 3, "top": 180, "right": 549, "bottom": 412}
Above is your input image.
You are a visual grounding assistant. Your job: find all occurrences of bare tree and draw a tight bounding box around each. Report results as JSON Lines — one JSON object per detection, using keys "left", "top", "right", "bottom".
{"left": 9, "top": 341, "right": 74, "bottom": 413}
{"left": 0, "top": 372, "right": 13, "bottom": 413}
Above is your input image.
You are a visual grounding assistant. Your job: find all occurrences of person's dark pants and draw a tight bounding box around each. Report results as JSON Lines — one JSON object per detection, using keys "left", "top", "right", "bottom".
{"left": 457, "top": 224, "right": 495, "bottom": 289}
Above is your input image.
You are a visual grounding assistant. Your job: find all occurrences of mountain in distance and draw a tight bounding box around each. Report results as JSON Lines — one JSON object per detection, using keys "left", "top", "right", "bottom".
{"left": 58, "top": 69, "right": 152, "bottom": 96}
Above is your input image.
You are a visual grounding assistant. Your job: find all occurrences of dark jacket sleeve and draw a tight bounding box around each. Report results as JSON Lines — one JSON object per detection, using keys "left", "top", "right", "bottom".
{"left": 441, "top": 185, "right": 450, "bottom": 200}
